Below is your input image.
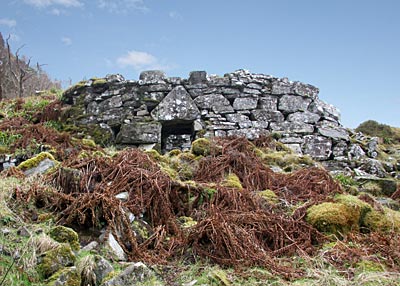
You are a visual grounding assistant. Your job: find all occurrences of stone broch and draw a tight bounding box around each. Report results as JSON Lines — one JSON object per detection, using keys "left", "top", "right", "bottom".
{"left": 62, "top": 69, "right": 351, "bottom": 159}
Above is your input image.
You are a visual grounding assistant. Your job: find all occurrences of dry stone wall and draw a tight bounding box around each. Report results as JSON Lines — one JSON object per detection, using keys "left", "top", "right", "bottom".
{"left": 62, "top": 69, "right": 350, "bottom": 160}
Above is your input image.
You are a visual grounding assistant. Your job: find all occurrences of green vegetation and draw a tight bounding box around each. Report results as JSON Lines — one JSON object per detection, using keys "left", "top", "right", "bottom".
{"left": 356, "top": 120, "right": 400, "bottom": 143}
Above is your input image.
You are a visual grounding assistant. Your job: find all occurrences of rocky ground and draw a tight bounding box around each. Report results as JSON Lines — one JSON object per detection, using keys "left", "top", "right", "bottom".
{"left": 0, "top": 93, "right": 400, "bottom": 285}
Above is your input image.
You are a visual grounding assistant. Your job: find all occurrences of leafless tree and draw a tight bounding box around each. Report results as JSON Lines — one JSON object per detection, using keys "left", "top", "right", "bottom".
{"left": 0, "top": 32, "right": 61, "bottom": 100}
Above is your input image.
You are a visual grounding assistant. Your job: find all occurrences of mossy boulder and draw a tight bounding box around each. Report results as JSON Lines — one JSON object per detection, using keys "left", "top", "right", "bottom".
{"left": 17, "top": 152, "right": 56, "bottom": 171}
{"left": 38, "top": 243, "right": 76, "bottom": 278}
{"left": 363, "top": 207, "right": 400, "bottom": 232}
{"left": 258, "top": 189, "right": 279, "bottom": 204}
{"left": 358, "top": 177, "right": 398, "bottom": 196}
{"left": 334, "top": 194, "right": 372, "bottom": 226}
{"left": 191, "top": 138, "right": 212, "bottom": 156}
{"left": 49, "top": 226, "right": 80, "bottom": 251}
{"left": 178, "top": 216, "right": 198, "bottom": 228}
{"left": 306, "top": 202, "right": 359, "bottom": 236}
{"left": 222, "top": 173, "right": 243, "bottom": 190}
{"left": 46, "top": 267, "right": 81, "bottom": 286}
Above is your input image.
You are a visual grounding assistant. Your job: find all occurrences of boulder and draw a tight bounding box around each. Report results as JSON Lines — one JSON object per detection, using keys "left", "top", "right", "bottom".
{"left": 278, "top": 95, "right": 312, "bottom": 114}
{"left": 302, "top": 135, "right": 332, "bottom": 160}
{"left": 270, "top": 121, "right": 314, "bottom": 134}
{"left": 116, "top": 121, "right": 161, "bottom": 144}
{"left": 188, "top": 71, "right": 207, "bottom": 84}
{"left": 101, "top": 262, "right": 162, "bottom": 286}
{"left": 194, "top": 94, "right": 234, "bottom": 114}
{"left": 251, "top": 110, "right": 284, "bottom": 122}
{"left": 139, "top": 70, "right": 166, "bottom": 83}
{"left": 258, "top": 95, "right": 278, "bottom": 110}
{"left": 232, "top": 97, "right": 258, "bottom": 110}
{"left": 287, "top": 111, "right": 320, "bottom": 124}
{"left": 151, "top": 86, "right": 200, "bottom": 121}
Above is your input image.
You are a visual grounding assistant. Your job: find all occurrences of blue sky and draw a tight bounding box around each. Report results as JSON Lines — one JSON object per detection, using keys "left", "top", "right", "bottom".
{"left": 1, "top": 0, "right": 399, "bottom": 128}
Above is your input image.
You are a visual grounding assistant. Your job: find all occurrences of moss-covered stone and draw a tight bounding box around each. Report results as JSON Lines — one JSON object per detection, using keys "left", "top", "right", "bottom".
{"left": 38, "top": 243, "right": 76, "bottom": 278}
{"left": 306, "top": 202, "right": 359, "bottom": 236}
{"left": 355, "top": 260, "right": 385, "bottom": 273}
{"left": 17, "top": 152, "right": 56, "bottom": 171}
{"left": 91, "top": 78, "right": 107, "bottom": 87}
{"left": 82, "top": 138, "right": 97, "bottom": 148}
{"left": 334, "top": 194, "right": 372, "bottom": 226}
{"left": 363, "top": 207, "right": 400, "bottom": 232}
{"left": 46, "top": 267, "right": 81, "bottom": 286}
{"left": 222, "top": 173, "right": 243, "bottom": 190}
{"left": 49, "top": 226, "right": 80, "bottom": 251}
{"left": 209, "top": 269, "right": 231, "bottom": 285}
{"left": 191, "top": 138, "right": 211, "bottom": 156}
{"left": 258, "top": 189, "right": 279, "bottom": 204}
{"left": 132, "top": 220, "right": 150, "bottom": 241}
{"left": 178, "top": 216, "right": 198, "bottom": 228}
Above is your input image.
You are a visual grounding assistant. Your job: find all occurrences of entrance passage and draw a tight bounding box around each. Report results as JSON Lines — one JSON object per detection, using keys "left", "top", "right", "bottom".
{"left": 161, "top": 121, "right": 194, "bottom": 153}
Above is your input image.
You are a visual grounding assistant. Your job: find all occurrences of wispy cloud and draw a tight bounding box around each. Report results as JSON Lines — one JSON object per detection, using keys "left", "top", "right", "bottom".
{"left": 168, "top": 11, "right": 182, "bottom": 20}
{"left": 116, "top": 50, "right": 173, "bottom": 71}
{"left": 24, "top": 0, "right": 83, "bottom": 8}
{"left": 50, "top": 8, "right": 62, "bottom": 15}
{"left": 0, "top": 18, "right": 17, "bottom": 28}
{"left": 97, "top": 0, "right": 149, "bottom": 13}
{"left": 61, "top": 36, "right": 72, "bottom": 45}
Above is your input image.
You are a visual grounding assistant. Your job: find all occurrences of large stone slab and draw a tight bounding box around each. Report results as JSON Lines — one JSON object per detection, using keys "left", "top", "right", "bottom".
{"left": 194, "top": 94, "right": 234, "bottom": 114}
{"left": 232, "top": 97, "right": 258, "bottom": 110}
{"left": 116, "top": 121, "right": 161, "bottom": 144}
{"left": 270, "top": 121, "right": 314, "bottom": 134}
{"left": 151, "top": 86, "right": 200, "bottom": 121}
{"left": 302, "top": 135, "right": 332, "bottom": 160}
{"left": 278, "top": 95, "right": 312, "bottom": 114}
{"left": 251, "top": 110, "right": 284, "bottom": 122}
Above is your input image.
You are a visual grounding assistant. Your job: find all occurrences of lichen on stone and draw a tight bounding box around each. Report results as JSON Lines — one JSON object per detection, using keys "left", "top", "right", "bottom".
{"left": 306, "top": 202, "right": 359, "bottom": 236}
{"left": 17, "top": 151, "right": 56, "bottom": 171}
{"left": 191, "top": 138, "right": 212, "bottom": 156}
{"left": 258, "top": 189, "right": 279, "bottom": 204}
{"left": 49, "top": 225, "right": 80, "bottom": 251}
{"left": 38, "top": 243, "right": 76, "bottom": 278}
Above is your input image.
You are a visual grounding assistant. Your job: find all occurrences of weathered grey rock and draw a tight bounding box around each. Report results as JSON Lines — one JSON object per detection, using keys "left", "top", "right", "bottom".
{"left": 227, "top": 128, "right": 269, "bottom": 140}
{"left": 208, "top": 76, "right": 230, "bottom": 87}
{"left": 106, "top": 74, "right": 125, "bottom": 83}
{"left": 308, "top": 98, "right": 341, "bottom": 121}
{"left": 47, "top": 267, "right": 80, "bottom": 286}
{"left": 359, "top": 159, "right": 388, "bottom": 178}
{"left": 151, "top": 86, "right": 200, "bottom": 121}
{"left": 356, "top": 176, "right": 398, "bottom": 196}
{"left": 251, "top": 121, "right": 269, "bottom": 129}
{"left": 376, "top": 197, "right": 400, "bottom": 211}
{"left": 270, "top": 121, "right": 314, "bottom": 134}
{"left": 139, "top": 70, "right": 166, "bottom": 83}
{"left": 165, "top": 134, "right": 192, "bottom": 152}
{"left": 258, "top": 95, "right": 278, "bottom": 110}
{"left": 232, "top": 97, "right": 258, "bottom": 110}
{"left": 94, "top": 255, "right": 114, "bottom": 285}
{"left": 271, "top": 79, "right": 292, "bottom": 94}
{"left": 279, "top": 136, "right": 304, "bottom": 144}
{"left": 251, "top": 110, "right": 284, "bottom": 122}
{"left": 367, "top": 137, "right": 379, "bottom": 158}
{"left": 302, "top": 135, "right": 332, "bottom": 160}
{"left": 293, "top": 82, "right": 319, "bottom": 99}
{"left": 348, "top": 144, "right": 366, "bottom": 161}
{"left": 23, "top": 158, "right": 57, "bottom": 177}
{"left": 332, "top": 141, "right": 348, "bottom": 157}
{"left": 105, "top": 233, "right": 127, "bottom": 261}
{"left": 278, "top": 95, "right": 312, "bottom": 114}
{"left": 116, "top": 121, "right": 161, "bottom": 144}
{"left": 194, "top": 94, "right": 234, "bottom": 114}
{"left": 98, "top": 96, "right": 123, "bottom": 111}
{"left": 81, "top": 241, "right": 99, "bottom": 252}
{"left": 189, "top": 71, "right": 207, "bottom": 84}
{"left": 317, "top": 125, "right": 349, "bottom": 141}
{"left": 286, "top": 144, "right": 303, "bottom": 154}
{"left": 287, "top": 111, "right": 320, "bottom": 124}
{"left": 243, "top": 88, "right": 261, "bottom": 95}
{"left": 101, "top": 262, "right": 162, "bottom": 286}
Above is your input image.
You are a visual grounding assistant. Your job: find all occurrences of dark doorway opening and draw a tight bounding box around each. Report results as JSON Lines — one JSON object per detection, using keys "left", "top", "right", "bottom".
{"left": 161, "top": 120, "right": 194, "bottom": 153}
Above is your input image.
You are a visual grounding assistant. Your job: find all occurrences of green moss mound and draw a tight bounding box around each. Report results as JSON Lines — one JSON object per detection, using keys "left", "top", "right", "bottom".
{"left": 38, "top": 243, "right": 76, "bottom": 278}
{"left": 49, "top": 226, "right": 80, "bottom": 251}
{"left": 191, "top": 138, "right": 211, "bottom": 156}
{"left": 258, "top": 189, "right": 279, "bottom": 204}
{"left": 222, "top": 173, "right": 243, "bottom": 190}
{"left": 363, "top": 207, "right": 400, "bottom": 232}
{"left": 17, "top": 151, "right": 56, "bottom": 171}
{"left": 306, "top": 202, "right": 359, "bottom": 236}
